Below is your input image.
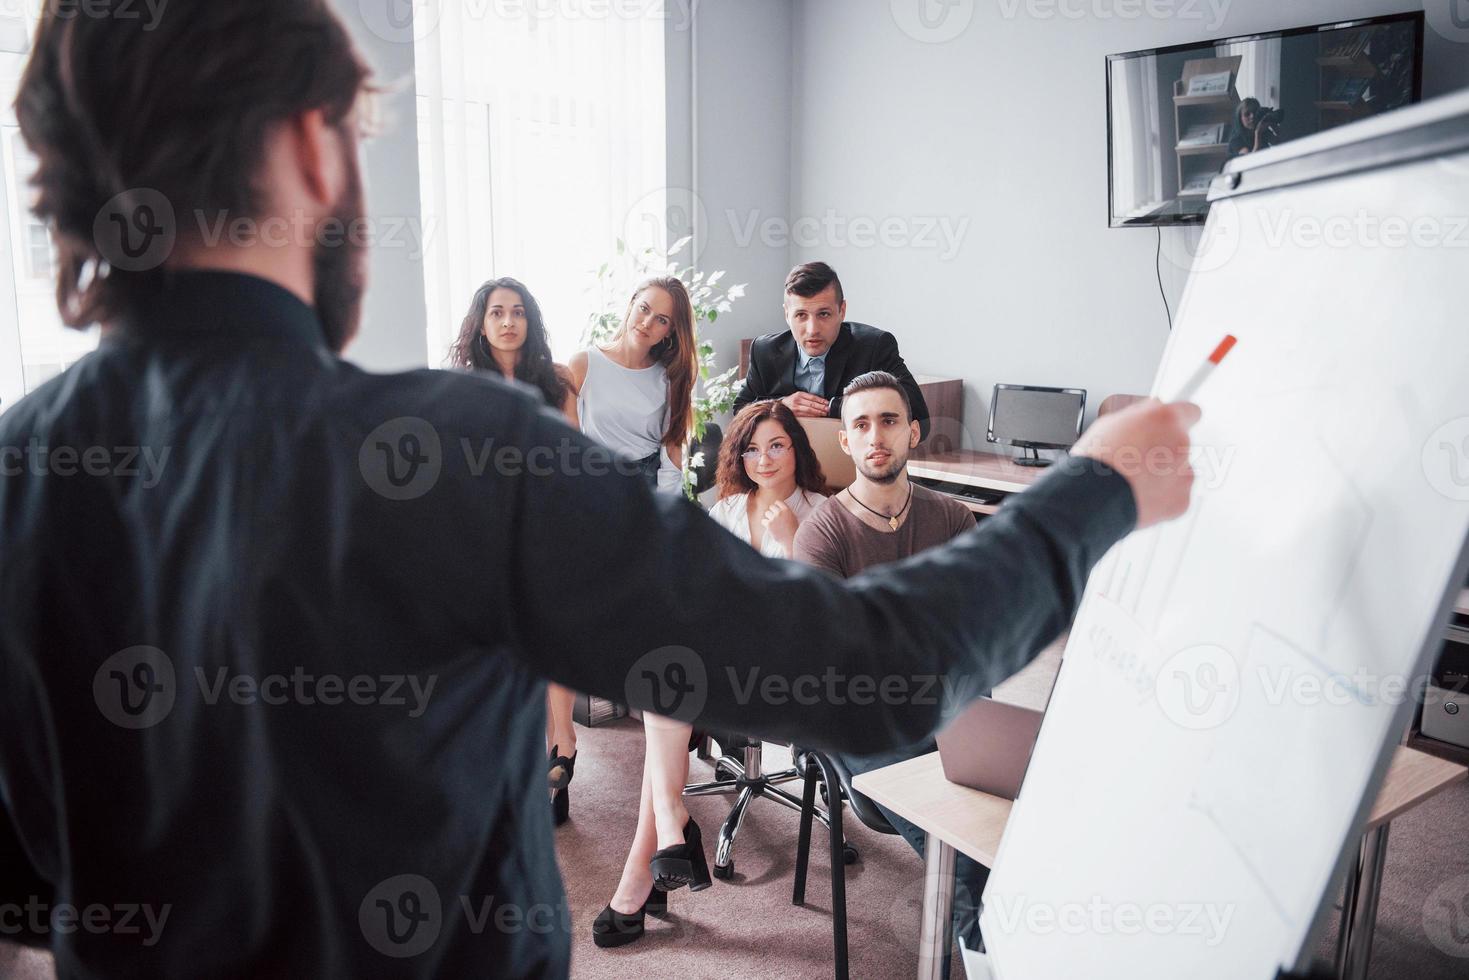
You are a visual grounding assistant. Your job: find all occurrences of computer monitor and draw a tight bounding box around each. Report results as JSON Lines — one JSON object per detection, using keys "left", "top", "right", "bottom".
{"left": 987, "top": 384, "right": 1086, "bottom": 467}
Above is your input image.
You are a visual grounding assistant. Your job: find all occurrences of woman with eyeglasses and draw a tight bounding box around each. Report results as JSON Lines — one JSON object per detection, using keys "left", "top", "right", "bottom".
{"left": 448, "top": 278, "right": 584, "bottom": 827}
{"left": 594, "top": 400, "right": 826, "bottom": 948}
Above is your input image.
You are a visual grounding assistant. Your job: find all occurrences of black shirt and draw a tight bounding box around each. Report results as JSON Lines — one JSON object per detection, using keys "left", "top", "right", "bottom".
{"left": 0, "top": 272, "right": 1135, "bottom": 978}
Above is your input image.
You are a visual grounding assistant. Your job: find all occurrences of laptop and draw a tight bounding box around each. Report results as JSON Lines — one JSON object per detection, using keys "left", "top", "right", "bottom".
{"left": 935, "top": 697, "right": 1046, "bottom": 801}
{"left": 799, "top": 417, "right": 857, "bottom": 490}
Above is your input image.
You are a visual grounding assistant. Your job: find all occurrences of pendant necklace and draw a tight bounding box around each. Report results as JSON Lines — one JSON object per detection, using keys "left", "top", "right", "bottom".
{"left": 848, "top": 483, "right": 913, "bottom": 532}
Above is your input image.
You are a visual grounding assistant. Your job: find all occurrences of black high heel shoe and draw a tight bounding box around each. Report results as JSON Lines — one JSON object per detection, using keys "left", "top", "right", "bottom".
{"left": 591, "top": 886, "right": 668, "bottom": 949}
{"left": 549, "top": 745, "right": 577, "bottom": 827}
{"left": 548, "top": 744, "right": 577, "bottom": 791}
{"left": 650, "top": 818, "right": 712, "bottom": 892}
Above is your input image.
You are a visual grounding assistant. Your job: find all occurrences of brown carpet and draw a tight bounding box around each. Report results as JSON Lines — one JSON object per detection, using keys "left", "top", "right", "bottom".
{"left": 558, "top": 730, "right": 1469, "bottom": 980}
{"left": 5, "top": 643, "right": 1466, "bottom": 978}
{"left": 1312, "top": 776, "right": 1469, "bottom": 978}
{"left": 557, "top": 720, "right": 927, "bottom": 980}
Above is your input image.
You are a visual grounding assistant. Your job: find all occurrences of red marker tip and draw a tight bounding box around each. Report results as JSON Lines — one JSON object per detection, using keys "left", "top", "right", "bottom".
{"left": 1208, "top": 335, "right": 1237, "bottom": 365}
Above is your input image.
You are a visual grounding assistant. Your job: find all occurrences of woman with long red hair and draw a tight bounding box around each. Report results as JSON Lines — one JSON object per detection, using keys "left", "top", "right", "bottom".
{"left": 591, "top": 400, "right": 827, "bottom": 948}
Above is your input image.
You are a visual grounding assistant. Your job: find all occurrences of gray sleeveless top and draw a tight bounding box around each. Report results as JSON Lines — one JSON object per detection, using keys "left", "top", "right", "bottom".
{"left": 577, "top": 346, "right": 670, "bottom": 460}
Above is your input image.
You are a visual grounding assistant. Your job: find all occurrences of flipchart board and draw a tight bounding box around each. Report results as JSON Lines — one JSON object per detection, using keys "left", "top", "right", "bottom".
{"left": 978, "top": 88, "right": 1469, "bottom": 979}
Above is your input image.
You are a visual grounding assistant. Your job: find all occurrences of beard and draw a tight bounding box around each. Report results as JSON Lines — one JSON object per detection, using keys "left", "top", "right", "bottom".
{"left": 855, "top": 450, "right": 907, "bottom": 484}
{"left": 314, "top": 149, "right": 368, "bottom": 353}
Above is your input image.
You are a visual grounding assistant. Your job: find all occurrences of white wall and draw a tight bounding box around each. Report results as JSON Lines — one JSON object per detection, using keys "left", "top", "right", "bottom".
{"left": 669, "top": 0, "right": 795, "bottom": 388}
{"left": 329, "top": 0, "right": 431, "bottom": 373}
{"left": 774, "top": 0, "right": 1469, "bottom": 448}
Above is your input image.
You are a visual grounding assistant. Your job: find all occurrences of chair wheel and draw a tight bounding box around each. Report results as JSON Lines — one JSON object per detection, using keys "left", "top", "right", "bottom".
{"left": 843, "top": 845, "right": 859, "bottom": 865}
{"left": 713, "top": 861, "right": 734, "bottom": 880}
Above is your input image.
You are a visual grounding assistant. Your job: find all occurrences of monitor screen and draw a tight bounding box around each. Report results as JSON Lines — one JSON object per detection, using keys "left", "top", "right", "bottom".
{"left": 1107, "top": 13, "right": 1423, "bottom": 227}
{"left": 989, "top": 386, "right": 1085, "bottom": 450}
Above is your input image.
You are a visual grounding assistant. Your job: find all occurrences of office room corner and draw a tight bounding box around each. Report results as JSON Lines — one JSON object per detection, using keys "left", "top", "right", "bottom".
{"left": 2, "top": 2, "right": 1468, "bottom": 979}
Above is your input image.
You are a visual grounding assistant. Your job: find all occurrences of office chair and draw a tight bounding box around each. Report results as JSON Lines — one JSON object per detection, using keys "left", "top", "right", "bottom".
{"left": 682, "top": 738, "right": 855, "bottom": 878}
{"left": 1097, "top": 392, "right": 1146, "bottom": 417}
{"left": 790, "top": 749, "right": 898, "bottom": 980}
{"left": 680, "top": 417, "right": 858, "bottom": 878}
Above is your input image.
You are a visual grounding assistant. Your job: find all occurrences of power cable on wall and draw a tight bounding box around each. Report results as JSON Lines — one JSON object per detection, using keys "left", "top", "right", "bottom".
{"left": 1155, "top": 226, "right": 1173, "bottom": 331}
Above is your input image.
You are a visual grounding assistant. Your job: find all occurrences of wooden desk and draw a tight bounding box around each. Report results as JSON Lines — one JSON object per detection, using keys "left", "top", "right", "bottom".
{"left": 854, "top": 745, "right": 1466, "bottom": 980}
{"left": 853, "top": 752, "right": 1010, "bottom": 865}
{"left": 1366, "top": 745, "right": 1466, "bottom": 826}
{"left": 1336, "top": 747, "right": 1467, "bottom": 979}
{"left": 906, "top": 449, "right": 1045, "bottom": 515}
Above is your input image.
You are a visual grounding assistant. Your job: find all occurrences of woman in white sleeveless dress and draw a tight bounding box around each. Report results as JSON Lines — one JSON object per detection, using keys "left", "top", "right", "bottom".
{"left": 569, "top": 276, "right": 698, "bottom": 496}
{"left": 592, "top": 400, "right": 828, "bottom": 947}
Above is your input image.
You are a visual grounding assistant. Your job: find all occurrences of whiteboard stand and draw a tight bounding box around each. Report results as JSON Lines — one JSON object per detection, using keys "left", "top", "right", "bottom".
{"left": 978, "top": 84, "right": 1469, "bottom": 980}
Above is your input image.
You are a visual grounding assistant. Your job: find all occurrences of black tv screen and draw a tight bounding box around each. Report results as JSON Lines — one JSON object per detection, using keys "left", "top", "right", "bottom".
{"left": 1107, "top": 12, "right": 1424, "bottom": 227}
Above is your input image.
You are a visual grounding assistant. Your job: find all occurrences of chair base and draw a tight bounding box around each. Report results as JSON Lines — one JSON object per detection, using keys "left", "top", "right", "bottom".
{"left": 683, "top": 741, "right": 845, "bottom": 876}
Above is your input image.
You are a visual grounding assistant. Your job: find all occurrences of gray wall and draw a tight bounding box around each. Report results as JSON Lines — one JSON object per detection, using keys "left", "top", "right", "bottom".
{"left": 766, "top": 0, "right": 1467, "bottom": 448}
{"left": 331, "top": 0, "right": 1468, "bottom": 405}
{"left": 329, "top": 0, "right": 431, "bottom": 372}
{"left": 668, "top": 0, "right": 796, "bottom": 389}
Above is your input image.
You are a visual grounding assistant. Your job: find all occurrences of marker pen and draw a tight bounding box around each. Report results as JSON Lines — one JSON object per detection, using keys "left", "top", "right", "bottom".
{"left": 1169, "top": 334, "right": 1236, "bottom": 402}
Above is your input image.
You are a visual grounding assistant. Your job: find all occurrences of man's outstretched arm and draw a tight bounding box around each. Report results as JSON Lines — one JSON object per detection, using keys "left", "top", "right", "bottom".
{"left": 503, "top": 398, "right": 1197, "bottom": 757}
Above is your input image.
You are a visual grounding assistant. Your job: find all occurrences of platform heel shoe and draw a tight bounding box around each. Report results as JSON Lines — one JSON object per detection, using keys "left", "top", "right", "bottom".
{"left": 549, "top": 745, "right": 577, "bottom": 827}
{"left": 591, "top": 887, "right": 668, "bottom": 949}
{"left": 649, "top": 818, "right": 713, "bottom": 892}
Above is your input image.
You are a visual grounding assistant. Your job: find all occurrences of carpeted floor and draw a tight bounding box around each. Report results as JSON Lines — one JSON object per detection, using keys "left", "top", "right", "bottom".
{"left": 4, "top": 645, "right": 1466, "bottom": 978}
{"left": 555, "top": 726, "right": 1469, "bottom": 980}
{"left": 556, "top": 721, "right": 931, "bottom": 979}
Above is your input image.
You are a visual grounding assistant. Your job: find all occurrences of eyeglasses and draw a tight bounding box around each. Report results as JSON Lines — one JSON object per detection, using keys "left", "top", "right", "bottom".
{"left": 741, "top": 445, "right": 791, "bottom": 463}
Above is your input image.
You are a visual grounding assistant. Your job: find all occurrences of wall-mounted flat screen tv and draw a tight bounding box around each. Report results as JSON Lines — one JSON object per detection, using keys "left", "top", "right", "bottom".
{"left": 1107, "top": 12, "right": 1424, "bottom": 227}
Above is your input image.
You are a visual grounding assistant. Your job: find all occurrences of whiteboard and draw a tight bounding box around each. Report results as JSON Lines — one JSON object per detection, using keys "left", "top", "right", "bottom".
{"left": 981, "top": 89, "right": 1469, "bottom": 979}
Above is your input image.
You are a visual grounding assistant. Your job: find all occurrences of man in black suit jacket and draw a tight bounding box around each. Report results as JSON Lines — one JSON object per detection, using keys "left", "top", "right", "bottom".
{"left": 732, "top": 262, "right": 931, "bottom": 439}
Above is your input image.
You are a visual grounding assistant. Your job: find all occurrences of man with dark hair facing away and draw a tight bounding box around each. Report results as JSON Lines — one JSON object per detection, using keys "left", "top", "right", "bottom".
{"left": 0, "top": 3, "right": 1200, "bottom": 976}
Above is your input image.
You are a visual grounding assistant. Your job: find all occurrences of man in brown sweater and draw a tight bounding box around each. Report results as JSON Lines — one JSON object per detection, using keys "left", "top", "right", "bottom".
{"left": 793, "top": 371, "right": 993, "bottom": 970}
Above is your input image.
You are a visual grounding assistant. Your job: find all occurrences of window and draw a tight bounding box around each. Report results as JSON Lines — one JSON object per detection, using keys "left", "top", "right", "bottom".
{"left": 414, "top": 3, "right": 667, "bottom": 364}
{"left": 0, "top": 32, "right": 98, "bottom": 409}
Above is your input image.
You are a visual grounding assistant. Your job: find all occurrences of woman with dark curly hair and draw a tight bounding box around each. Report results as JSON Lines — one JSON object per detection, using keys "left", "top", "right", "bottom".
{"left": 448, "top": 277, "right": 582, "bottom": 826}
{"left": 447, "top": 277, "right": 574, "bottom": 413}
{"left": 593, "top": 399, "right": 826, "bottom": 948}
